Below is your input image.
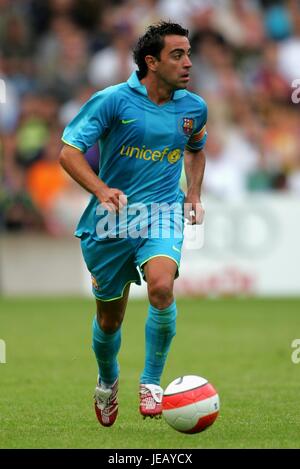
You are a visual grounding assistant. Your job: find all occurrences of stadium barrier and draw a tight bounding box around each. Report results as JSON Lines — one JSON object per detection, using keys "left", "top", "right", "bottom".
{"left": 176, "top": 193, "right": 300, "bottom": 296}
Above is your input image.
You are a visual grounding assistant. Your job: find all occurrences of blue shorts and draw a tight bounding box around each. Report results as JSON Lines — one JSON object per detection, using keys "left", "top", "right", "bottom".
{"left": 80, "top": 225, "right": 184, "bottom": 301}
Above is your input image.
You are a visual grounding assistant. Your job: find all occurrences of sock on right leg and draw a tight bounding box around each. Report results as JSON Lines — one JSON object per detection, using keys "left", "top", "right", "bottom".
{"left": 92, "top": 316, "right": 121, "bottom": 386}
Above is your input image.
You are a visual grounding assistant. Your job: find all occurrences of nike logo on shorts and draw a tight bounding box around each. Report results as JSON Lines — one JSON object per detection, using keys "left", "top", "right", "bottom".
{"left": 172, "top": 245, "right": 181, "bottom": 253}
{"left": 121, "top": 119, "right": 137, "bottom": 124}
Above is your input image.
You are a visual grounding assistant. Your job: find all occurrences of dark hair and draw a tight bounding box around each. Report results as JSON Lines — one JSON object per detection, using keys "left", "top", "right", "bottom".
{"left": 133, "top": 21, "right": 189, "bottom": 79}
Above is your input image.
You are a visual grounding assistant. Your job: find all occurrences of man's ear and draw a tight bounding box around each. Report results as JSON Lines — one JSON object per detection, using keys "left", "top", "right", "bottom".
{"left": 144, "top": 55, "right": 158, "bottom": 72}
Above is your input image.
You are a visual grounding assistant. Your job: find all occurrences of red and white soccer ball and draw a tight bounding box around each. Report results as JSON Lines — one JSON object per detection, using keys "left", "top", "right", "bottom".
{"left": 162, "top": 375, "right": 220, "bottom": 434}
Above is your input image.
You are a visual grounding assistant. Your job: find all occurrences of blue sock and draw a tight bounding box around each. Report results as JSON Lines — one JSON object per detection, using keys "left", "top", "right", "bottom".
{"left": 92, "top": 316, "right": 121, "bottom": 386}
{"left": 140, "top": 301, "right": 177, "bottom": 386}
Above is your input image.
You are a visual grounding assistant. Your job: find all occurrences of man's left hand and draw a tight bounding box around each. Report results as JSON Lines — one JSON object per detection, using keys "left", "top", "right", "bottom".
{"left": 184, "top": 195, "right": 205, "bottom": 225}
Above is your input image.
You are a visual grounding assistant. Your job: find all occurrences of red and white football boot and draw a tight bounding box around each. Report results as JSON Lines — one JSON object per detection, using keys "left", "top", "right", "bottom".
{"left": 139, "top": 384, "right": 163, "bottom": 419}
{"left": 94, "top": 378, "right": 119, "bottom": 427}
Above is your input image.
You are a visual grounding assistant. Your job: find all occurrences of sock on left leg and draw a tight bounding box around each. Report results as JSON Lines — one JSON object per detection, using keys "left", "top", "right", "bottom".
{"left": 140, "top": 300, "right": 177, "bottom": 386}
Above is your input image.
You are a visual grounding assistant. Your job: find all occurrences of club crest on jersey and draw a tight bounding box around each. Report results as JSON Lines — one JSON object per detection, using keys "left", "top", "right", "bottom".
{"left": 182, "top": 117, "right": 194, "bottom": 136}
{"left": 91, "top": 276, "right": 100, "bottom": 291}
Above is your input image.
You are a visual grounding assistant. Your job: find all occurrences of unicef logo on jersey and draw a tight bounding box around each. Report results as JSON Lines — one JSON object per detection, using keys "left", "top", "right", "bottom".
{"left": 167, "top": 149, "right": 181, "bottom": 164}
{"left": 120, "top": 145, "right": 182, "bottom": 164}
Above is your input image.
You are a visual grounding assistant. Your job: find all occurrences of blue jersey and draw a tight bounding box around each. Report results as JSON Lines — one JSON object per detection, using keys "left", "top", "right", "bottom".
{"left": 62, "top": 72, "right": 207, "bottom": 239}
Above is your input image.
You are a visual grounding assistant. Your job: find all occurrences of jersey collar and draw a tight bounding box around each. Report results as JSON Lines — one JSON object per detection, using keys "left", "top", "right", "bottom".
{"left": 127, "top": 71, "right": 187, "bottom": 101}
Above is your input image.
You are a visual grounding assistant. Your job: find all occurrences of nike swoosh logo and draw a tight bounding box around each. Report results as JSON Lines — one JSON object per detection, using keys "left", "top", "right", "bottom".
{"left": 121, "top": 119, "right": 137, "bottom": 124}
{"left": 172, "top": 245, "right": 181, "bottom": 253}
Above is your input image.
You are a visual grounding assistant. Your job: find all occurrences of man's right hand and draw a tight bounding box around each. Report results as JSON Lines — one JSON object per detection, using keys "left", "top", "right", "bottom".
{"left": 96, "top": 186, "right": 127, "bottom": 213}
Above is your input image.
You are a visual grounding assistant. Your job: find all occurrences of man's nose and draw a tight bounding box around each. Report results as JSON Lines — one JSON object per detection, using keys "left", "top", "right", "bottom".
{"left": 183, "top": 55, "right": 192, "bottom": 67}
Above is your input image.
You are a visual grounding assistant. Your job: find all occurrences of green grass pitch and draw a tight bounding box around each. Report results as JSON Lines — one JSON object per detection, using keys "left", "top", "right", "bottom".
{"left": 1, "top": 297, "right": 300, "bottom": 449}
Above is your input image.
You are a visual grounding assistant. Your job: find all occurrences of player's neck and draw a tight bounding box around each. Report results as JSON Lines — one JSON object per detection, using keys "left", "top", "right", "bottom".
{"left": 141, "top": 75, "right": 173, "bottom": 105}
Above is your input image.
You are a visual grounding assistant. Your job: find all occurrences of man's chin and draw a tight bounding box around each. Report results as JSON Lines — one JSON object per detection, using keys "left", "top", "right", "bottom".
{"left": 174, "top": 83, "right": 189, "bottom": 90}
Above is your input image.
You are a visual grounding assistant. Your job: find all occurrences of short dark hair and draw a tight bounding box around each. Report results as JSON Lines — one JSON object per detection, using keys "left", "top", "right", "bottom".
{"left": 133, "top": 21, "right": 189, "bottom": 79}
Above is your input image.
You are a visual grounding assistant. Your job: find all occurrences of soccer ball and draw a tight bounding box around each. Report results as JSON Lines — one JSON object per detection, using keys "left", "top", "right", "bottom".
{"left": 162, "top": 375, "right": 220, "bottom": 434}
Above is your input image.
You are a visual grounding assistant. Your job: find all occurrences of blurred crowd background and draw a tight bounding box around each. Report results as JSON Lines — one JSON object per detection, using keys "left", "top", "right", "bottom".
{"left": 0, "top": 0, "right": 300, "bottom": 235}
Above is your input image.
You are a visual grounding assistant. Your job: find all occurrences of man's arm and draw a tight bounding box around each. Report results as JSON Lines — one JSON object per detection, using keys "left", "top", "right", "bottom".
{"left": 184, "top": 148, "right": 206, "bottom": 224}
{"left": 59, "top": 144, "right": 126, "bottom": 212}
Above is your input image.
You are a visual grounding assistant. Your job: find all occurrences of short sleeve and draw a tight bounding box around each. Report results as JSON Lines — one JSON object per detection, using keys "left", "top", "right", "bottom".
{"left": 62, "top": 89, "right": 116, "bottom": 153}
{"left": 185, "top": 101, "right": 208, "bottom": 151}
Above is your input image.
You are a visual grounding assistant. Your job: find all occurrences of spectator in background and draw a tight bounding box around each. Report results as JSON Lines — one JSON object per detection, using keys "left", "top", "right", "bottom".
{"left": 277, "top": 10, "right": 300, "bottom": 83}
{"left": 88, "top": 22, "right": 136, "bottom": 88}
{"left": 250, "top": 40, "right": 291, "bottom": 103}
{"left": 36, "top": 19, "right": 89, "bottom": 101}
{"left": 14, "top": 94, "right": 57, "bottom": 168}
{"left": 26, "top": 127, "right": 68, "bottom": 213}
{"left": 203, "top": 123, "right": 260, "bottom": 200}
{"left": 0, "top": 134, "right": 44, "bottom": 231}
{"left": 211, "top": 0, "right": 265, "bottom": 49}
{"left": 1, "top": 12, "right": 32, "bottom": 60}
{"left": 263, "top": 0, "right": 292, "bottom": 40}
{"left": 0, "top": 55, "right": 20, "bottom": 132}
{"left": 26, "top": 127, "right": 89, "bottom": 234}
{"left": 190, "top": 30, "right": 244, "bottom": 125}
{"left": 59, "top": 84, "right": 96, "bottom": 127}
{"left": 261, "top": 103, "right": 299, "bottom": 180}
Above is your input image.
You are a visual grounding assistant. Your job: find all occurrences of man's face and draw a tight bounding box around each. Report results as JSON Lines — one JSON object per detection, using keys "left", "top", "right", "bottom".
{"left": 153, "top": 35, "right": 192, "bottom": 90}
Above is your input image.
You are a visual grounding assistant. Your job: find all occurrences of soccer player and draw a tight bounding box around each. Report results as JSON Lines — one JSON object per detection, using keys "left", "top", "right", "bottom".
{"left": 59, "top": 21, "right": 207, "bottom": 427}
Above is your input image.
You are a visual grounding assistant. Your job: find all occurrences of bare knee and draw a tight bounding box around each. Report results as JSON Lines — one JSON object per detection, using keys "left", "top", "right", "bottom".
{"left": 148, "top": 279, "right": 173, "bottom": 309}
{"left": 95, "top": 286, "right": 129, "bottom": 334}
{"left": 97, "top": 314, "right": 123, "bottom": 334}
